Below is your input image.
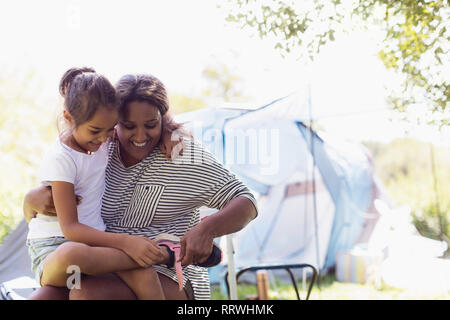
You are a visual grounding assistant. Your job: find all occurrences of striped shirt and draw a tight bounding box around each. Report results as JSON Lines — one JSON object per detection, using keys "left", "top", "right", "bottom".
{"left": 101, "top": 137, "right": 257, "bottom": 300}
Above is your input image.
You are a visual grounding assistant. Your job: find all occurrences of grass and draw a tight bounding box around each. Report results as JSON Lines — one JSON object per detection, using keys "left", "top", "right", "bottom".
{"left": 211, "top": 273, "right": 450, "bottom": 300}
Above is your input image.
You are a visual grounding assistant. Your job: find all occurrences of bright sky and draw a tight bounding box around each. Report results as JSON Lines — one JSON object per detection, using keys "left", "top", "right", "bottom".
{"left": 1, "top": 0, "right": 448, "bottom": 146}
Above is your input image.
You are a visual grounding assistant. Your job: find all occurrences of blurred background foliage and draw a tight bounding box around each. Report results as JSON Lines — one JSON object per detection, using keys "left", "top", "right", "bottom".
{"left": 363, "top": 139, "right": 450, "bottom": 257}
{"left": 225, "top": 0, "right": 450, "bottom": 126}
{"left": 202, "top": 63, "right": 249, "bottom": 103}
{"left": 0, "top": 71, "right": 58, "bottom": 242}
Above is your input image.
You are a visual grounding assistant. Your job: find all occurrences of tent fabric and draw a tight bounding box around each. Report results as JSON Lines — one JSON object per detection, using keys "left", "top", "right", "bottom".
{"left": 230, "top": 172, "right": 336, "bottom": 269}
{"left": 224, "top": 118, "right": 311, "bottom": 193}
{"left": 176, "top": 107, "right": 244, "bottom": 165}
{"left": 297, "top": 124, "right": 373, "bottom": 269}
{"left": 0, "top": 219, "right": 33, "bottom": 284}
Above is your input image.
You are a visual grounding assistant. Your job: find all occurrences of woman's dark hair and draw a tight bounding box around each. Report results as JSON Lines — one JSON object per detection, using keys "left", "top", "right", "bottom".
{"left": 115, "top": 74, "right": 169, "bottom": 118}
{"left": 59, "top": 67, "right": 117, "bottom": 127}
{"left": 116, "top": 74, "right": 185, "bottom": 133}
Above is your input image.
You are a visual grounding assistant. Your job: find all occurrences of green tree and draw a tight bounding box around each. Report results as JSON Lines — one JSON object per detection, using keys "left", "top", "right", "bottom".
{"left": 0, "top": 71, "right": 57, "bottom": 242}
{"left": 202, "top": 63, "right": 249, "bottom": 103}
{"left": 363, "top": 138, "right": 450, "bottom": 257}
{"left": 224, "top": 0, "right": 449, "bottom": 126}
{"left": 169, "top": 94, "right": 207, "bottom": 114}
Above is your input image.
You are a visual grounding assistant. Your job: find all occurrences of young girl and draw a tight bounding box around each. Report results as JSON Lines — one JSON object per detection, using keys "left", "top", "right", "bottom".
{"left": 26, "top": 67, "right": 171, "bottom": 299}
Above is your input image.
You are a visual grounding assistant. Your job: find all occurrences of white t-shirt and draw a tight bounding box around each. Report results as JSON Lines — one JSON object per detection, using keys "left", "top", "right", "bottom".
{"left": 27, "top": 138, "right": 108, "bottom": 239}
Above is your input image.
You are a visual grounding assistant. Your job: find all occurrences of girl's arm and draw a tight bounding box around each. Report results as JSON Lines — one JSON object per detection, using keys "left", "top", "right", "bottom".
{"left": 51, "top": 181, "right": 164, "bottom": 267}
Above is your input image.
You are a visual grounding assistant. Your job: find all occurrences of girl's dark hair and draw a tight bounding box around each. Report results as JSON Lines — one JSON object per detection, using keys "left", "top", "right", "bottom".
{"left": 116, "top": 74, "right": 185, "bottom": 133}
{"left": 59, "top": 67, "right": 117, "bottom": 127}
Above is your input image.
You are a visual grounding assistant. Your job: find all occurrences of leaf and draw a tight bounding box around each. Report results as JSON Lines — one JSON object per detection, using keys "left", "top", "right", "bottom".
{"left": 329, "top": 29, "right": 335, "bottom": 41}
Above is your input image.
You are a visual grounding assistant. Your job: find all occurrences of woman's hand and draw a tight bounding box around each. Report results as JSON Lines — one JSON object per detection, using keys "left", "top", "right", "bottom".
{"left": 179, "top": 222, "right": 214, "bottom": 267}
{"left": 121, "top": 235, "right": 166, "bottom": 268}
{"left": 23, "top": 186, "right": 56, "bottom": 222}
{"left": 178, "top": 197, "right": 257, "bottom": 266}
{"left": 23, "top": 185, "right": 81, "bottom": 222}
{"left": 160, "top": 130, "right": 185, "bottom": 161}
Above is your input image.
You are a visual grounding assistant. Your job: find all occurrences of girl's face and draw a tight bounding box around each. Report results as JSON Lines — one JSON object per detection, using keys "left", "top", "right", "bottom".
{"left": 66, "top": 106, "right": 118, "bottom": 153}
{"left": 116, "top": 100, "right": 162, "bottom": 166}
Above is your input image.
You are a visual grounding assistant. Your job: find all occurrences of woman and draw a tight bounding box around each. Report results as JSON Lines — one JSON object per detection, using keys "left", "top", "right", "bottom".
{"left": 24, "top": 73, "right": 258, "bottom": 300}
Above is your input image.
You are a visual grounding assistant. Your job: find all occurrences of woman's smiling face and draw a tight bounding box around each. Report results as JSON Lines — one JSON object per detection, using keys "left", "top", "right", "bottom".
{"left": 116, "top": 100, "right": 162, "bottom": 167}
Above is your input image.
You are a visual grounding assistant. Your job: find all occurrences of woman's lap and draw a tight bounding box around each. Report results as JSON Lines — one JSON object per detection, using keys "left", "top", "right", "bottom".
{"left": 69, "top": 272, "right": 190, "bottom": 300}
{"left": 69, "top": 273, "right": 136, "bottom": 300}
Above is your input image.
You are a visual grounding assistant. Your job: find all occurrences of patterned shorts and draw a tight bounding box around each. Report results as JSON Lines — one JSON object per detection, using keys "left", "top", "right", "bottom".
{"left": 26, "top": 236, "right": 68, "bottom": 285}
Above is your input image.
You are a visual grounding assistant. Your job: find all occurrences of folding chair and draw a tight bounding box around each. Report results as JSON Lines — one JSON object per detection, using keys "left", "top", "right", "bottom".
{"left": 224, "top": 263, "right": 317, "bottom": 300}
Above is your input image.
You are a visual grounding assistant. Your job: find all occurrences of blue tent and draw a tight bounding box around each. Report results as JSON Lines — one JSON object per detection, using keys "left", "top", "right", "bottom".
{"left": 175, "top": 93, "right": 375, "bottom": 278}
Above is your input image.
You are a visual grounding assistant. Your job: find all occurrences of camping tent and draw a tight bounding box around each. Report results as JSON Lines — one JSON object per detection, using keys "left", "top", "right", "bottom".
{"left": 176, "top": 94, "right": 449, "bottom": 292}
{"left": 0, "top": 219, "right": 34, "bottom": 284}
{"left": 174, "top": 93, "right": 386, "bottom": 280}
{"left": 0, "top": 219, "right": 37, "bottom": 299}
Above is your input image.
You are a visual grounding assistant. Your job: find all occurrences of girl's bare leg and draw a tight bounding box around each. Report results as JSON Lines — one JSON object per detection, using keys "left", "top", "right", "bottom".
{"left": 40, "top": 241, "right": 141, "bottom": 287}
{"left": 116, "top": 267, "right": 165, "bottom": 300}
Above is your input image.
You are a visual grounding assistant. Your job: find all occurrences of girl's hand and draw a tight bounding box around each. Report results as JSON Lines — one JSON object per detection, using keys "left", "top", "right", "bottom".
{"left": 179, "top": 223, "right": 214, "bottom": 266}
{"left": 122, "top": 235, "right": 166, "bottom": 268}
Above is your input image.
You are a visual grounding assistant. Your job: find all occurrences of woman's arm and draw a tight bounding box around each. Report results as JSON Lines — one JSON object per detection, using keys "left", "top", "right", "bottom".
{"left": 51, "top": 181, "right": 164, "bottom": 267}
{"left": 179, "top": 196, "right": 257, "bottom": 266}
{"left": 23, "top": 186, "right": 56, "bottom": 222}
{"left": 173, "top": 141, "right": 258, "bottom": 266}
{"left": 23, "top": 185, "right": 82, "bottom": 222}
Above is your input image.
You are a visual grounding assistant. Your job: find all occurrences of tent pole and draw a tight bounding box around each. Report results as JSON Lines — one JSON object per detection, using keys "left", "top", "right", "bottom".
{"left": 226, "top": 234, "right": 238, "bottom": 299}
{"left": 222, "top": 121, "right": 238, "bottom": 300}
{"left": 308, "top": 84, "right": 321, "bottom": 288}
